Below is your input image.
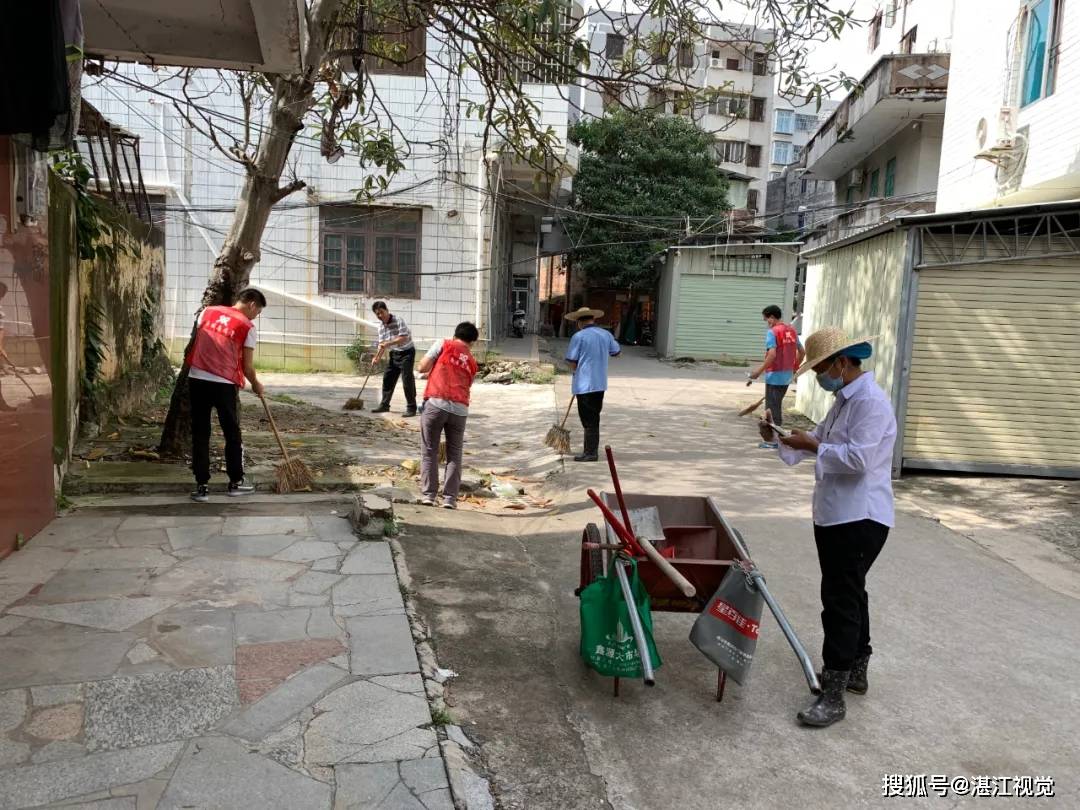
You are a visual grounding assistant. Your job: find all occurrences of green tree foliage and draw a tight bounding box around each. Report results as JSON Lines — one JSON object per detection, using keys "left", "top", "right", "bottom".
{"left": 566, "top": 109, "right": 729, "bottom": 288}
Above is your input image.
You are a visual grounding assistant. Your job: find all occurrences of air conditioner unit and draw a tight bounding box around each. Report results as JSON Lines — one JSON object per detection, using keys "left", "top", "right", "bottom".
{"left": 998, "top": 105, "right": 1018, "bottom": 142}
{"left": 710, "top": 53, "right": 722, "bottom": 68}
{"left": 848, "top": 169, "right": 864, "bottom": 187}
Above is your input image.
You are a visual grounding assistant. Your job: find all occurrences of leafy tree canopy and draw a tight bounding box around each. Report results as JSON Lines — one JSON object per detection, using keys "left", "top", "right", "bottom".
{"left": 566, "top": 109, "right": 730, "bottom": 288}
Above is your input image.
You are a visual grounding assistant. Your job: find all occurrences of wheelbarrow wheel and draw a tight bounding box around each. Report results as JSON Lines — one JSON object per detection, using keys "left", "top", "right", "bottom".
{"left": 576, "top": 523, "right": 605, "bottom": 595}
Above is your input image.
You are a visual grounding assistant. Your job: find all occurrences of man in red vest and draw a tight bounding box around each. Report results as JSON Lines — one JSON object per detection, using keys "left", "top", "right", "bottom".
{"left": 185, "top": 288, "right": 267, "bottom": 502}
{"left": 416, "top": 321, "right": 480, "bottom": 509}
{"left": 749, "top": 305, "right": 804, "bottom": 448}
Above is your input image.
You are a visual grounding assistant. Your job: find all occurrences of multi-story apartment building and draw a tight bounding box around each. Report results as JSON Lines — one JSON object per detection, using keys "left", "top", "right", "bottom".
{"left": 765, "top": 96, "right": 839, "bottom": 232}
{"left": 768, "top": 96, "right": 839, "bottom": 180}
{"left": 800, "top": 0, "right": 954, "bottom": 244}
{"left": 572, "top": 13, "right": 776, "bottom": 216}
{"left": 84, "top": 24, "right": 576, "bottom": 369}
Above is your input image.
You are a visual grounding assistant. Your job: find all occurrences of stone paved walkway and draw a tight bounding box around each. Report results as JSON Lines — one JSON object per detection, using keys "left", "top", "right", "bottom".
{"left": 0, "top": 501, "right": 453, "bottom": 810}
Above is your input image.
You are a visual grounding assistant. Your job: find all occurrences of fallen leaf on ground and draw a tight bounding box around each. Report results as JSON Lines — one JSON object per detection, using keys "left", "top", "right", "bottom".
{"left": 85, "top": 448, "right": 107, "bottom": 461}
{"left": 107, "top": 432, "right": 120, "bottom": 440}
{"left": 129, "top": 449, "right": 160, "bottom": 461}
{"left": 503, "top": 503, "right": 527, "bottom": 510}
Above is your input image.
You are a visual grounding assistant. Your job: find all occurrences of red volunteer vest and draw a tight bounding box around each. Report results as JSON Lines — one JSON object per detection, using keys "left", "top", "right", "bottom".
{"left": 766, "top": 323, "right": 799, "bottom": 373}
{"left": 424, "top": 339, "right": 479, "bottom": 405}
{"left": 186, "top": 305, "right": 254, "bottom": 386}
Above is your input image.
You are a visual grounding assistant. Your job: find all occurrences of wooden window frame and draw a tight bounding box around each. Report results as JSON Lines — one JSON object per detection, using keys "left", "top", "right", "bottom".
{"left": 746, "top": 189, "right": 760, "bottom": 212}
{"left": 365, "top": 19, "right": 426, "bottom": 77}
{"left": 605, "top": 33, "right": 625, "bottom": 60}
{"left": 749, "top": 96, "right": 766, "bottom": 122}
{"left": 677, "top": 41, "right": 695, "bottom": 68}
{"left": 900, "top": 25, "right": 917, "bottom": 55}
{"left": 746, "top": 144, "right": 762, "bottom": 168}
{"left": 319, "top": 207, "right": 422, "bottom": 299}
{"left": 752, "top": 52, "right": 768, "bottom": 76}
{"left": 868, "top": 11, "right": 882, "bottom": 52}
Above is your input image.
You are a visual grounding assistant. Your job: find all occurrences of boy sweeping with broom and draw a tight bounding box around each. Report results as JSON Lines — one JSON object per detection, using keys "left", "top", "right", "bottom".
{"left": 186, "top": 288, "right": 267, "bottom": 503}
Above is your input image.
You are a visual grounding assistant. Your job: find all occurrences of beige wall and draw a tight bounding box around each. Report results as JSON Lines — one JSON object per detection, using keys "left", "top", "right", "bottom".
{"left": 796, "top": 228, "right": 909, "bottom": 422}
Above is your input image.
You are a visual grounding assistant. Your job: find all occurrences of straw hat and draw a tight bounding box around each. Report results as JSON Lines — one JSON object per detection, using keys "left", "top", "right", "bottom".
{"left": 564, "top": 306, "right": 604, "bottom": 321}
{"left": 796, "top": 326, "right": 878, "bottom": 377}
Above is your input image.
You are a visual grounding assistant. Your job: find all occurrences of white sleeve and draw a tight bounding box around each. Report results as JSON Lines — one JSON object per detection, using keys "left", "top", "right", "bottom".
{"left": 425, "top": 339, "right": 444, "bottom": 361}
{"left": 245, "top": 325, "right": 258, "bottom": 349}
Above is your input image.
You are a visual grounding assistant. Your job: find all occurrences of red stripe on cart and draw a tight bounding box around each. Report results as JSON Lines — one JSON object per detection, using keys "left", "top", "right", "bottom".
{"left": 708, "top": 598, "right": 760, "bottom": 639}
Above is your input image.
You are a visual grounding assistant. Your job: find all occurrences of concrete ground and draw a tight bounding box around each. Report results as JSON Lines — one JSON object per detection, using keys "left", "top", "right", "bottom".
{"left": 0, "top": 497, "right": 454, "bottom": 810}
{"left": 396, "top": 347, "right": 1080, "bottom": 808}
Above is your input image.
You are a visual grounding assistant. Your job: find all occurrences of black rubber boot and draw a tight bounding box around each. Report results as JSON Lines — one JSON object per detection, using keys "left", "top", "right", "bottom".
{"left": 798, "top": 669, "right": 849, "bottom": 727}
{"left": 847, "top": 655, "right": 869, "bottom": 695}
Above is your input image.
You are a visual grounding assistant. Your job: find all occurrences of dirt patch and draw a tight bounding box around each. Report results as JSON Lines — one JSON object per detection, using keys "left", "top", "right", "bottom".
{"left": 74, "top": 390, "right": 415, "bottom": 479}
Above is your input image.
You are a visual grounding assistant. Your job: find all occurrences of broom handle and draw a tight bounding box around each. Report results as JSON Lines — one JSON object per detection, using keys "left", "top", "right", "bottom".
{"left": 259, "top": 395, "right": 293, "bottom": 463}
{"left": 558, "top": 396, "right": 575, "bottom": 428}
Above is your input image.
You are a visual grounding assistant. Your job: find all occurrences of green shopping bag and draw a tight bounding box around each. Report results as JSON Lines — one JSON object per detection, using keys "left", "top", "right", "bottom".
{"left": 579, "top": 558, "right": 662, "bottom": 678}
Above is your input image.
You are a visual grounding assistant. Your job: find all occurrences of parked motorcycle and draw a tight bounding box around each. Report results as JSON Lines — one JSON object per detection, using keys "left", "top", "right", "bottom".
{"left": 512, "top": 308, "right": 526, "bottom": 338}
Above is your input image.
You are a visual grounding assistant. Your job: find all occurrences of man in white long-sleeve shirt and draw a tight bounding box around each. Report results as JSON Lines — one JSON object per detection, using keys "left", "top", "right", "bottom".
{"left": 760, "top": 326, "right": 897, "bottom": 729}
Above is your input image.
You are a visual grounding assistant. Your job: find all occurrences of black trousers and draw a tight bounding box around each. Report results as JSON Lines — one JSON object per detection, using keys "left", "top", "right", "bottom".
{"left": 381, "top": 347, "right": 417, "bottom": 408}
{"left": 189, "top": 378, "right": 244, "bottom": 485}
{"left": 813, "top": 519, "right": 889, "bottom": 671}
{"left": 576, "top": 391, "right": 605, "bottom": 456}
{"left": 765, "top": 383, "right": 788, "bottom": 427}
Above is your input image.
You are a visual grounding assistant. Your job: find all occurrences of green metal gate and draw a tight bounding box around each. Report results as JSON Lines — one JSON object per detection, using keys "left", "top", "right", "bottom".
{"left": 673, "top": 275, "right": 787, "bottom": 360}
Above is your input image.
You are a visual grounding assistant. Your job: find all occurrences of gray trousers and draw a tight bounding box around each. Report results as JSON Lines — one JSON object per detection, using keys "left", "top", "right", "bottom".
{"left": 765, "top": 384, "right": 789, "bottom": 427}
{"left": 420, "top": 405, "right": 467, "bottom": 503}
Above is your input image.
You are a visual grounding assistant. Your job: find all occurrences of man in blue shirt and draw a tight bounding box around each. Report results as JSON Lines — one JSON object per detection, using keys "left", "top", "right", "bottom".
{"left": 565, "top": 307, "right": 621, "bottom": 462}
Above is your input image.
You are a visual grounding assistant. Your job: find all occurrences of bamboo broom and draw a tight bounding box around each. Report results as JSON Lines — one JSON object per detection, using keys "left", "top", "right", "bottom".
{"left": 259, "top": 395, "right": 314, "bottom": 493}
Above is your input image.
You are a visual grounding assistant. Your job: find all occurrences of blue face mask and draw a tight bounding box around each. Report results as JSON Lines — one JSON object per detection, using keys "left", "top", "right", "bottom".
{"left": 815, "top": 359, "right": 845, "bottom": 392}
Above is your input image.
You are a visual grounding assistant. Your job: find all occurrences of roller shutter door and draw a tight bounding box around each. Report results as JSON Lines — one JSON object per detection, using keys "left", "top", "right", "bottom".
{"left": 903, "top": 260, "right": 1080, "bottom": 477}
{"left": 674, "top": 275, "right": 787, "bottom": 359}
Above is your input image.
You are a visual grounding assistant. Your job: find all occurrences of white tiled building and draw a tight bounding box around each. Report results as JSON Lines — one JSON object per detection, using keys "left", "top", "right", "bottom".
{"left": 82, "top": 32, "right": 574, "bottom": 370}
{"left": 936, "top": 0, "right": 1080, "bottom": 210}
{"left": 571, "top": 12, "right": 776, "bottom": 215}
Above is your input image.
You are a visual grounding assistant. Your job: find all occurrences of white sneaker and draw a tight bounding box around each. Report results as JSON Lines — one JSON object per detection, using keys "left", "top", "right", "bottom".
{"left": 420, "top": 497, "right": 435, "bottom": 507}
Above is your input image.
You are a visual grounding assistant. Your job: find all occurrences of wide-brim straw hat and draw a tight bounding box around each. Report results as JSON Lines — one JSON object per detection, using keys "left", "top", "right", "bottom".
{"left": 564, "top": 306, "right": 604, "bottom": 321}
{"left": 795, "top": 326, "right": 878, "bottom": 377}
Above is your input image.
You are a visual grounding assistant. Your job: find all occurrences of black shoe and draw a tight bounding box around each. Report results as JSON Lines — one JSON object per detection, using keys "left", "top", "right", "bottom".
{"left": 228, "top": 478, "right": 255, "bottom": 497}
{"left": 190, "top": 484, "right": 210, "bottom": 503}
{"left": 798, "top": 669, "right": 848, "bottom": 727}
{"left": 403, "top": 407, "right": 417, "bottom": 418}
{"left": 371, "top": 404, "right": 391, "bottom": 414}
{"left": 573, "top": 453, "right": 599, "bottom": 462}
{"left": 847, "top": 655, "right": 870, "bottom": 695}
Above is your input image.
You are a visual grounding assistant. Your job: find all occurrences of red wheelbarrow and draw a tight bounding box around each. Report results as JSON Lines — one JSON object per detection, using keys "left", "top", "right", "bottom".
{"left": 578, "top": 448, "right": 821, "bottom": 701}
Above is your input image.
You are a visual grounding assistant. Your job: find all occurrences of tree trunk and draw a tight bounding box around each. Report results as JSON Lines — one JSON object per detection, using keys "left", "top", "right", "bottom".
{"left": 158, "top": 0, "right": 342, "bottom": 455}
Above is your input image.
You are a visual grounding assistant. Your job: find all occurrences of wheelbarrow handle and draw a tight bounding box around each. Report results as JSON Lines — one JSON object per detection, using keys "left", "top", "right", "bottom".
{"left": 708, "top": 497, "right": 821, "bottom": 695}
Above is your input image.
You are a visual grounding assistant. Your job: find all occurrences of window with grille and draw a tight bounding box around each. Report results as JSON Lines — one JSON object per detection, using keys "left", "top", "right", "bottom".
{"left": 869, "top": 168, "right": 880, "bottom": 197}
{"left": 753, "top": 52, "right": 768, "bottom": 76}
{"left": 746, "top": 144, "right": 762, "bottom": 168}
{"left": 647, "top": 88, "right": 668, "bottom": 111}
{"left": 715, "top": 140, "right": 746, "bottom": 163}
{"left": 884, "top": 158, "right": 897, "bottom": 197}
{"left": 746, "top": 190, "right": 760, "bottom": 212}
{"left": 774, "top": 109, "right": 794, "bottom": 134}
{"left": 319, "top": 207, "right": 421, "bottom": 298}
{"left": 795, "top": 113, "right": 818, "bottom": 132}
{"left": 750, "top": 97, "right": 766, "bottom": 122}
{"left": 605, "top": 33, "right": 625, "bottom": 59}
{"left": 713, "top": 253, "right": 770, "bottom": 274}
